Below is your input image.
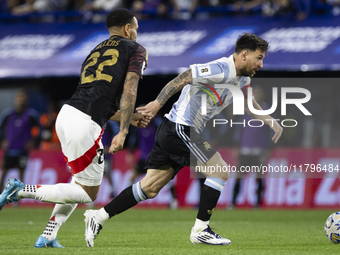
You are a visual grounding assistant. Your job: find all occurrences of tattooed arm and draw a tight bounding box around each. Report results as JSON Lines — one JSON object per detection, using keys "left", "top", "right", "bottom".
{"left": 156, "top": 69, "right": 192, "bottom": 106}
{"left": 136, "top": 69, "right": 192, "bottom": 116}
{"left": 109, "top": 72, "right": 139, "bottom": 154}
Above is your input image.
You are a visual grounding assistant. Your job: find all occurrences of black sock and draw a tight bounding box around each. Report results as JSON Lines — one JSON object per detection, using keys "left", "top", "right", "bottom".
{"left": 104, "top": 186, "right": 138, "bottom": 218}
{"left": 197, "top": 184, "right": 221, "bottom": 221}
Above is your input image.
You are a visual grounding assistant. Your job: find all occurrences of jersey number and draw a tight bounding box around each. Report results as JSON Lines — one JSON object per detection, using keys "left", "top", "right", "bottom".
{"left": 81, "top": 49, "right": 119, "bottom": 84}
{"left": 97, "top": 149, "right": 104, "bottom": 164}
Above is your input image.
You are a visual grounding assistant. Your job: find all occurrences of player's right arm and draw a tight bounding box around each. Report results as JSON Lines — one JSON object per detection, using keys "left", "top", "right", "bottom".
{"left": 136, "top": 69, "right": 192, "bottom": 116}
{"left": 109, "top": 43, "right": 148, "bottom": 154}
{"left": 109, "top": 71, "right": 139, "bottom": 154}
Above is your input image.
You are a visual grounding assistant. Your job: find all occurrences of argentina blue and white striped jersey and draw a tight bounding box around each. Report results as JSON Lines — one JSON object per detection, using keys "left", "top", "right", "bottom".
{"left": 165, "top": 55, "right": 251, "bottom": 134}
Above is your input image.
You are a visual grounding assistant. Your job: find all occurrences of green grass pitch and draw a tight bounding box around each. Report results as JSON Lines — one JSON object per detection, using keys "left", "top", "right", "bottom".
{"left": 0, "top": 207, "right": 339, "bottom": 254}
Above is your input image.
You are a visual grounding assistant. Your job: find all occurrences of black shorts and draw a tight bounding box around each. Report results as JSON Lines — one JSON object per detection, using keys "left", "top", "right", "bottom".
{"left": 145, "top": 118, "right": 217, "bottom": 176}
{"left": 2, "top": 151, "right": 28, "bottom": 170}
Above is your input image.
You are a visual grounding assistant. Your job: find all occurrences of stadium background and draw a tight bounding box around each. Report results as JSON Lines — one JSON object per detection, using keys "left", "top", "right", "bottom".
{"left": 0, "top": 0, "right": 340, "bottom": 210}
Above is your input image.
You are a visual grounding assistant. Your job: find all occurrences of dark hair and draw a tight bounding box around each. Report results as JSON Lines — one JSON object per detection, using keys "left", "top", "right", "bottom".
{"left": 106, "top": 9, "right": 135, "bottom": 29}
{"left": 235, "top": 33, "right": 269, "bottom": 54}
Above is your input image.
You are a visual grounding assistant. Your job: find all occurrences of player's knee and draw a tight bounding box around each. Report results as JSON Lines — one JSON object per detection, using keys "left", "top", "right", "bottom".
{"left": 221, "top": 165, "right": 230, "bottom": 180}
{"left": 214, "top": 153, "right": 230, "bottom": 181}
{"left": 222, "top": 171, "right": 229, "bottom": 181}
{"left": 209, "top": 166, "right": 229, "bottom": 181}
{"left": 78, "top": 184, "right": 100, "bottom": 202}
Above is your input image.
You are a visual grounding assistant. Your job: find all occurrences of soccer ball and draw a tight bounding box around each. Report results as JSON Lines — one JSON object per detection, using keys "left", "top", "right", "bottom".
{"left": 324, "top": 212, "right": 340, "bottom": 244}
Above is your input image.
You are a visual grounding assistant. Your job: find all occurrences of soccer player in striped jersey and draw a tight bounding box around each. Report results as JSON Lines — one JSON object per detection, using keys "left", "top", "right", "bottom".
{"left": 84, "top": 33, "right": 283, "bottom": 247}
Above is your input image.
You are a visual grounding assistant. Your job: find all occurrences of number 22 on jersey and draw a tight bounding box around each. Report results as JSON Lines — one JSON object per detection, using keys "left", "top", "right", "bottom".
{"left": 81, "top": 49, "right": 119, "bottom": 84}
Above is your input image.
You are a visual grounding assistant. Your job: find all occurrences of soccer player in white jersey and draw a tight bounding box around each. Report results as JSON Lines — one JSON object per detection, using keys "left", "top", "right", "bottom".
{"left": 83, "top": 33, "right": 283, "bottom": 247}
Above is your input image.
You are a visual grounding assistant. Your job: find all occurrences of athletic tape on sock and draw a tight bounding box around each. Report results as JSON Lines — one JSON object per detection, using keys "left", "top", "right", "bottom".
{"left": 132, "top": 182, "right": 147, "bottom": 202}
{"left": 42, "top": 219, "right": 59, "bottom": 240}
{"left": 18, "top": 184, "right": 40, "bottom": 199}
{"left": 204, "top": 177, "right": 226, "bottom": 192}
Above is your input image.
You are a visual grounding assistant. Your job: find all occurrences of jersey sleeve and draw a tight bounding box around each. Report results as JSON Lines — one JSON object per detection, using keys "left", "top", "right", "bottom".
{"left": 127, "top": 44, "right": 148, "bottom": 78}
{"left": 190, "top": 58, "right": 230, "bottom": 86}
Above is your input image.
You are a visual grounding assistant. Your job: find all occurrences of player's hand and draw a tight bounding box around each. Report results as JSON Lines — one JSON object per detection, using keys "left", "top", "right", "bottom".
{"left": 109, "top": 132, "right": 127, "bottom": 154}
{"left": 136, "top": 100, "right": 161, "bottom": 118}
{"left": 130, "top": 112, "right": 153, "bottom": 128}
{"left": 137, "top": 114, "right": 153, "bottom": 128}
{"left": 269, "top": 120, "right": 283, "bottom": 143}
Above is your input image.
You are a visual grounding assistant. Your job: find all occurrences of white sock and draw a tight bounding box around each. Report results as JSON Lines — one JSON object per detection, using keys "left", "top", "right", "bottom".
{"left": 193, "top": 218, "right": 209, "bottom": 233}
{"left": 18, "top": 182, "right": 92, "bottom": 204}
{"left": 19, "top": 185, "right": 39, "bottom": 199}
{"left": 42, "top": 203, "right": 78, "bottom": 241}
{"left": 42, "top": 218, "right": 60, "bottom": 241}
{"left": 96, "top": 208, "right": 110, "bottom": 225}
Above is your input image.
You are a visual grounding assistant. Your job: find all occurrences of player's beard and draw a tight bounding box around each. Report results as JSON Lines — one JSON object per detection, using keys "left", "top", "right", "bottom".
{"left": 239, "top": 66, "right": 255, "bottom": 77}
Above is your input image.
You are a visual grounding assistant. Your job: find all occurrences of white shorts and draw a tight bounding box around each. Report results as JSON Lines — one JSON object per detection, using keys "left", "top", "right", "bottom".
{"left": 56, "top": 104, "right": 104, "bottom": 186}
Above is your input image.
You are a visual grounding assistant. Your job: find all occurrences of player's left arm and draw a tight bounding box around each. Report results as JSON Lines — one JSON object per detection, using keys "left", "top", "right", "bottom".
{"left": 118, "top": 70, "right": 136, "bottom": 141}
{"left": 245, "top": 98, "right": 283, "bottom": 143}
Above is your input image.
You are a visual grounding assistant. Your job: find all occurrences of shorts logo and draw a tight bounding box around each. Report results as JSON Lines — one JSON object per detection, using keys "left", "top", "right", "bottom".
{"left": 203, "top": 141, "right": 212, "bottom": 151}
{"left": 207, "top": 208, "right": 215, "bottom": 215}
{"left": 201, "top": 68, "right": 209, "bottom": 73}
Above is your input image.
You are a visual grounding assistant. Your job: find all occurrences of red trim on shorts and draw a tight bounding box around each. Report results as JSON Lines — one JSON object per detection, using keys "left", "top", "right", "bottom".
{"left": 65, "top": 129, "right": 104, "bottom": 175}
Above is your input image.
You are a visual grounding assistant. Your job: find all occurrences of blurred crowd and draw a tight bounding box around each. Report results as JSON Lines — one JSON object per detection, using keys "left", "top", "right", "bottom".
{"left": 0, "top": 90, "right": 59, "bottom": 153}
{"left": 0, "top": 0, "right": 338, "bottom": 22}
